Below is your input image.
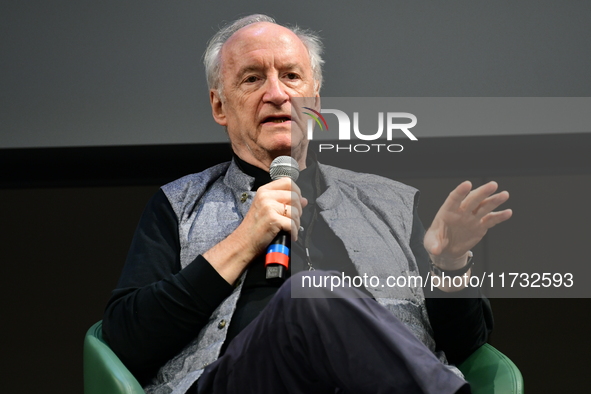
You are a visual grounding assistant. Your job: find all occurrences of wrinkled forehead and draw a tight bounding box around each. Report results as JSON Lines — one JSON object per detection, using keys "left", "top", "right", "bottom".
{"left": 219, "top": 22, "right": 311, "bottom": 71}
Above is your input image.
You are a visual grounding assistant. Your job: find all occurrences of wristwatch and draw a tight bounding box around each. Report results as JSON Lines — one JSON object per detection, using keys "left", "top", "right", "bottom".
{"left": 429, "top": 251, "right": 474, "bottom": 277}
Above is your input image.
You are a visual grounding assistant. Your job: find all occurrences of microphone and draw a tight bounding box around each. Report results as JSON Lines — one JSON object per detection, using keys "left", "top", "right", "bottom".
{"left": 265, "top": 156, "right": 300, "bottom": 282}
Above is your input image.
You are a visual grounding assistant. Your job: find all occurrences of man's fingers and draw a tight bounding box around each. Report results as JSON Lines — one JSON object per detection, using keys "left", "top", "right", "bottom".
{"left": 472, "top": 191, "right": 510, "bottom": 217}
{"left": 462, "top": 181, "right": 499, "bottom": 213}
{"left": 481, "top": 209, "right": 513, "bottom": 229}
{"left": 268, "top": 177, "right": 304, "bottom": 196}
{"left": 289, "top": 190, "right": 305, "bottom": 213}
{"left": 278, "top": 202, "right": 290, "bottom": 218}
{"left": 441, "top": 181, "right": 473, "bottom": 211}
{"left": 301, "top": 196, "right": 309, "bottom": 208}
{"left": 276, "top": 201, "right": 302, "bottom": 237}
{"left": 426, "top": 181, "right": 512, "bottom": 264}
{"left": 279, "top": 203, "right": 301, "bottom": 223}
{"left": 261, "top": 178, "right": 307, "bottom": 211}
{"left": 291, "top": 220, "right": 299, "bottom": 242}
{"left": 258, "top": 190, "right": 304, "bottom": 213}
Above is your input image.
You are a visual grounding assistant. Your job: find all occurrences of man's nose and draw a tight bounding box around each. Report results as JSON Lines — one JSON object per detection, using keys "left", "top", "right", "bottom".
{"left": 262, "top": 77, "right": 289, "bottom": 105}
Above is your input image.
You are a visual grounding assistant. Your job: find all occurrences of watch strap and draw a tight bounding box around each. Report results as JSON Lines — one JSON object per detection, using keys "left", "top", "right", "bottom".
{"left": 429, "top": 251, "right": 474, "bottom": 277}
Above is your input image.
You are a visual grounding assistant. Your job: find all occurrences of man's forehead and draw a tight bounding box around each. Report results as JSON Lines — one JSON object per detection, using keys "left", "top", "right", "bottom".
{"left": 221, "top": 22, "right": 307, "bottom": 58}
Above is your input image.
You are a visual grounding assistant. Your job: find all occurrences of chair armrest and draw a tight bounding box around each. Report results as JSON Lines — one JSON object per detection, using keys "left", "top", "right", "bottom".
{"left": 84, "top": 321, "right": 145, "bottom": 394}
{"left": 458, "top": 343, "right": 524, "bottom": 394}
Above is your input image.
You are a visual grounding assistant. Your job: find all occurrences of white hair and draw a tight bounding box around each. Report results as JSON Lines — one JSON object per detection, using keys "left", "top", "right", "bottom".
{"left": 203, "top": 14, "right": 324, "bottom": 94}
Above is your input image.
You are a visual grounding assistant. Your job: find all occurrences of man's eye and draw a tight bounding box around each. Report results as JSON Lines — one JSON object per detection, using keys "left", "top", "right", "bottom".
{"left": 286, "top": 73, "right": 300, "bottom": 80}
{"left": 244, "top": 76, "right": 259, "bottom": 83}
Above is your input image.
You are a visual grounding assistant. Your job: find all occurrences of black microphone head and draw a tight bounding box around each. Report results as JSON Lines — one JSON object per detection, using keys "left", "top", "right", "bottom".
{"left": 269, "top": 156, "right": 300, "bottom": 181}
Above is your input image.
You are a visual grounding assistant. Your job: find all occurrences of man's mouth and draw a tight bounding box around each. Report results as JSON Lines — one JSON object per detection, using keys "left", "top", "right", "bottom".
{"left": 262, "top": 116, "right": 291, "bottom": 124}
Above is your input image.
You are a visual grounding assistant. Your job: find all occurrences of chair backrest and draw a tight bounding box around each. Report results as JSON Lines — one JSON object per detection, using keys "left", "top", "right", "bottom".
{"left": 83, "top": 321, "right": 145, "bottom": 394}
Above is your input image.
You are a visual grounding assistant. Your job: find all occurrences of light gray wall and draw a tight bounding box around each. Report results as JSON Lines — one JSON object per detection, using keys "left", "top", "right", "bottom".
{"left": 2, "top": 0, "right": 590, "bottom": 148}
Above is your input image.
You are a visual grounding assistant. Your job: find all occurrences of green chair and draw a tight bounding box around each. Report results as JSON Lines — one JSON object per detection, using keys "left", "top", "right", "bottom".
{"left": 84, "top": 321, "right": 523, "bottom": 394}
{"left": 458, "top": 343, "right": 524, "bottom": 394}
{"left": 84, "top": 321, "right": 144, "bottom": 394}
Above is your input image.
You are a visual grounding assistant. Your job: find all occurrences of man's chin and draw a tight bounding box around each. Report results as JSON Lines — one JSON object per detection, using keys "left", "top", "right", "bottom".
{"left": 265, "top": 146, "right": 294, "bottom": 160}
{"left": 261, "top": 136, "right": 305, "bottom": 154}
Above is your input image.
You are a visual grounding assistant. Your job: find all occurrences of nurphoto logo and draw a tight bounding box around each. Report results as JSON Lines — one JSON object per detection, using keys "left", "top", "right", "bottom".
{"left": 303, "top": 107, "right": 418, "bottom": 153}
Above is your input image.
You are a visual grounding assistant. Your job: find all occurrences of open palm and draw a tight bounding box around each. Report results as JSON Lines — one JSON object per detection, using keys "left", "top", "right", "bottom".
{"left": 424, "top": 181, "right": 513, "bottom": 269}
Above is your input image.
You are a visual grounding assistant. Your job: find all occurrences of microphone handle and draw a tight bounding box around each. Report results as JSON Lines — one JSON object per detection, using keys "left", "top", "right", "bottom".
{"left": 265, "top": 155, "right": 299, "bottom": 282}
{"left": 265, "top": 231, "right": 290, "bottom": 281}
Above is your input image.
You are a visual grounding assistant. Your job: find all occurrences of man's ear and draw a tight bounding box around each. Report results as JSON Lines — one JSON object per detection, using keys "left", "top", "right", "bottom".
{"left": 210, "top": 89, "right": 227, "bottom": 126}
{"left": 314, "top": 94, "right": 321, "bottom": 112}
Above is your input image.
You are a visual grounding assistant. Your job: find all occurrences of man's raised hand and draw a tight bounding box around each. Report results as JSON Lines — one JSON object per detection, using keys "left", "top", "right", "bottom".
{"left": 424, "top": 181, "right": 512, "bottom": 270}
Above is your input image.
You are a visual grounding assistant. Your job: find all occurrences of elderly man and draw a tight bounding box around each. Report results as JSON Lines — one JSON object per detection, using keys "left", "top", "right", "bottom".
{"left": 103, "top": 14, "right": 511, "bottom": 394}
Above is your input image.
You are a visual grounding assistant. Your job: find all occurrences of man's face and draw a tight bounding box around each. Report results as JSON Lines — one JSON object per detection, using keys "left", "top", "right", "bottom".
{"left": 210, "top": 22, "right": 319, "bottom": 170}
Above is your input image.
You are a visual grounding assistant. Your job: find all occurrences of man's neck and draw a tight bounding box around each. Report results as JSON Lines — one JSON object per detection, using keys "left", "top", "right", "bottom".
{"left": 233, "top": 151, "right": 318, "bottom": 194}
{"left": 232, "top": 151, "right": 307, "bottom": 173}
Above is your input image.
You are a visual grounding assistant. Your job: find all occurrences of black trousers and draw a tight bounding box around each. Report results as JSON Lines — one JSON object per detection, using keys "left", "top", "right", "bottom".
{"left": 196, "top": 271, "right": 470, "bottom": 394}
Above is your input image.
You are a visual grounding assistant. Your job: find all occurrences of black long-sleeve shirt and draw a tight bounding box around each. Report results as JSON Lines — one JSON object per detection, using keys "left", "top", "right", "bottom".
{"left": 103, "top": 157, "right": 493, "bottom": 385}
